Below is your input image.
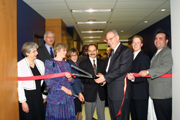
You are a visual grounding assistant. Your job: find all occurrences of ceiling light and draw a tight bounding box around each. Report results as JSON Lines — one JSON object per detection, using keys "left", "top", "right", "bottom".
{"left": 84, "top": 36, "right": 101, "bottom": 38}
{"left": 119, "top": 40, "right": 129, "bottom": 42}
{"left": 144, "top": 21, "right": 148, "bottom": 23}
{"left": 121, "top": 30, "right": 124, "bottom": 32}
{"left": 81, "top": 31, "right": 103, "bottom": 33}
{"left": 77, "top": 21, "right": 107, "bottom": 24}
{"left": 161, "top": 9, "right": 166, "bottom": 12}
{"left": 72, "top": 9, "right": 112, "bottom": 13}
{"left": 84, "top": 40, "right": 100, "bottom": 42}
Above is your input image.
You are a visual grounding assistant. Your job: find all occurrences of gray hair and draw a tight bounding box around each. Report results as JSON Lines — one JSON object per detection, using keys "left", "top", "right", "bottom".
{"left": 44, "top": 31, "right": 55, "bottom": 38}
{"left": 21, "top": 42, "right": 38, "bottom": 57}
{"left": 54, "top": 43, "right": 68, "bottom": 56}
{"left": 108, "top": 30, "right": 119, "bottom": 36}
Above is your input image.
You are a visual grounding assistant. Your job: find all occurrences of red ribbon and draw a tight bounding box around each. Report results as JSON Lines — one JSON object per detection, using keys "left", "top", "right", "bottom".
{"left": 115, "top": 73, "right": 172, "bottom": 118}
{"left": 18, "top": 72, "right": 76, "bottom": 81}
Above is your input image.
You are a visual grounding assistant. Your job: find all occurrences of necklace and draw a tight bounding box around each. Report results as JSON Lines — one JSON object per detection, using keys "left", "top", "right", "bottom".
{"left": 29, "top": 62, "right": 34, "bottom": 65}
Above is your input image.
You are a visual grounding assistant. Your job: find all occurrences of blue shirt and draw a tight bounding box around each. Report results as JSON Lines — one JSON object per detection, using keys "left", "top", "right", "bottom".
{"left": 45, "top": 43, "right": 54, "bottom": 55}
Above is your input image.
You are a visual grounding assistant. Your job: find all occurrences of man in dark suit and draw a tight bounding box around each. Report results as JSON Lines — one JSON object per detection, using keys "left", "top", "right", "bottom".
{"left": 127, "top": 35, "right": 150, "bottom": 120}
{"left": 37, "top": 31, "right": 55, "bottom": 63}
{"left": 79, "top": 44, "right": 106, "bottom": 120}
{"left": 37, "top": 31, "right": 55, "bottom": 113}
{"left": 95, "top": 30, "right": 133, "bottom": 120}
{"left": 139, "top": 31, "right": 172, "bottom": 120}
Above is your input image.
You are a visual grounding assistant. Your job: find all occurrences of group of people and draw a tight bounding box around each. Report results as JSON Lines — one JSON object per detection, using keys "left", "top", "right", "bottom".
{"left": 17, "top": 30, "right": 172, "bottom": 120}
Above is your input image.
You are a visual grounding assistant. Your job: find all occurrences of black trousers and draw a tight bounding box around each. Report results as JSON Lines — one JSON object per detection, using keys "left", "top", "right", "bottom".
{"left": 108, "top": 99, "right": 130, "bottom": 120}
{"left": 130, "top": 99, "right": 148, "bottom": 120}
{"left": 153, "top": 98, "right": 172, "bottom": 120}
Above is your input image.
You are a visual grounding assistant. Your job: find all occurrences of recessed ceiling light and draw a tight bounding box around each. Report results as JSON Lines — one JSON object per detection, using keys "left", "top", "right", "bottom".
{"left": 121, "top": 30, "right": 124, "bottom": 32}
{"left": 144, "top": 21, "right": 148, "bottom": 23}
{"left": 72, "top": 9, "right": 112, "bottom": 13}
{"left": 84, "top": 40, "right": 100, "bottom": 42}
{"left": 119, "top": 40, "right": 129, "bottom": 42}
{"left": 81, "top": 31, "right": 103, "bottom": 33}
{"left": 77, "top": 21, "right": 107, "bottom": 24}
{"left": 84, "top": 36, "right": 101, "bottom": 38}
{"left": 161, "top": 9, "right": 166, "bottom": 12}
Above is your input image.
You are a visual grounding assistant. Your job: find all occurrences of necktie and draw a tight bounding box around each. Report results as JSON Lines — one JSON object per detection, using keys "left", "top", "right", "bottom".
{"left": 110, "top": 49, "right": 114, "bottom": 58}
{"left": 93, "top": 60, "right": 97, "bottom": 75}
{"left": 50, "top": 47, "right": 54, "bottom": 58}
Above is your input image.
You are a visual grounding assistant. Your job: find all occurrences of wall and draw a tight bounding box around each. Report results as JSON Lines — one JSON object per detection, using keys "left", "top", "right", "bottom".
{"left": 129, "top": 15, "right": 171, "bottom": 59}
{"left": 46, "top": 19, "right": 75, "bottom": 50}
{"left": 17, "top": 0, "right": 45, "bottom": 61}
{"left": 0, "top": 0, "right": 19, "bottom": 119}
{"left": 171, "top": 0, "right": 180, "bottom": 119}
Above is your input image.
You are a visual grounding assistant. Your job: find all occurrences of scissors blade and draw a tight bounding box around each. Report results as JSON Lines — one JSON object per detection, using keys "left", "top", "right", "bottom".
{"left": 73, "top": 73, "right": 93, "bottom": 78}
{"left": 72, "top": 94, "right": 79, "bottom": 98}
{"left": 71, "top": 65, "right": 92, "bottom": 77}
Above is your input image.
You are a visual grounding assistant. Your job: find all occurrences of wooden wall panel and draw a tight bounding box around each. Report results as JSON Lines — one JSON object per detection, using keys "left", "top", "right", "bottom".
{"left": 45, "top": 19, "right": 74, "bottom": 50}
{"left": 0, "top": 0, "right": 19, "bottom": 119}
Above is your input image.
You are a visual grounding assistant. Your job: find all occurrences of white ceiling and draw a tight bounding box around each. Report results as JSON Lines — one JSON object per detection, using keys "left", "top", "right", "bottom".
{"left": 23, "top": 0, "right": 170, "bottom": 43}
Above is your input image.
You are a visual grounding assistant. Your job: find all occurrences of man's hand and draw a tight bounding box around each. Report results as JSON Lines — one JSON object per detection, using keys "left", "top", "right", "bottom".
{"left": 94, "top": 73, "right": 106, "bottom": 84}
{"left": 139, "top": 70, "right": 148, "bottom": 77}
{"left": 127, "top": 73, "right": 135, "bottom": 80}
{"left": 100, "top": 81, "right": 106, "bottom": 86}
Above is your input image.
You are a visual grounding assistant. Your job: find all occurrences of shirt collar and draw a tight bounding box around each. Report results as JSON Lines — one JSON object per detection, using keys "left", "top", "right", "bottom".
{"left": 113, "top": 42, "right": 121, "bottom": 53}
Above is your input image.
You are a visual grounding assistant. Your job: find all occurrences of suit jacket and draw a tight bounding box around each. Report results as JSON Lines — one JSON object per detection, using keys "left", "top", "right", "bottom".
{"left": 130, "top": 51, "right": 150, "bottom": 99}
{"left": 79, "top": 58, "right": 106, "bottom": 102}
{"left": 148, "top": 46, "right": 173, "bottom": 99}
{"left": 104, "top": 44, "right": 133, "bottom": 101}
{"left": 37, "top": 45, "right": 52, "bottom": 63}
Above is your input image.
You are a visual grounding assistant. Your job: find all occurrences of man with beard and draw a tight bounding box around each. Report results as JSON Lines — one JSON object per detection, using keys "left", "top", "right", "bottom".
{"left": 79, "top": 44, "right": 106, "bottom": 120}
{"left": 78, "top": 45, "right": 88, "bottom": 62}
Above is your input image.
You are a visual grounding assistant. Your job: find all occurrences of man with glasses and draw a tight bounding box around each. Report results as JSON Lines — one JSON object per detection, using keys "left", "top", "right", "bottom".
{"left": 95, "top": 30, "right": 133, "bottom": 120}
{"left": 37, "top": 31, "right": 55, "bottom": 63}
{"left": 37, "top": 31, "right": 55, "bottom": 114}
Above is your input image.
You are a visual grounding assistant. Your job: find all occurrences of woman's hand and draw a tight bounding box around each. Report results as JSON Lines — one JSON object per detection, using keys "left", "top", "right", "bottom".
{"left": 21, "top": 102, "right": 29, "bottom": 113}
{"left": 65, "top": 73, "right": 72, "bottom": 82}
{"left": 61, "top": 86, "right": 72, "bottom": 95}
{"left": 78, "top": 93, "right": 85, "bottom": 102}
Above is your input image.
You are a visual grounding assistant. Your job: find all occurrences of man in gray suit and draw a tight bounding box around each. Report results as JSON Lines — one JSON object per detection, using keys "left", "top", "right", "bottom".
{"left": 139, "top": 31, "right": 172, "bottom": 120}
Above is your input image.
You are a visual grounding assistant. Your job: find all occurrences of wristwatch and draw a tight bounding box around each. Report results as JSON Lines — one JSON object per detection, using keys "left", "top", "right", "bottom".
{"left": 147, "top": 70, "right": 149, "bottom": 75}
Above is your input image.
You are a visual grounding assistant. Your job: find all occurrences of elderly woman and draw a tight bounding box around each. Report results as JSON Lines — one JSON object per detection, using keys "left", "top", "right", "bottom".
{"left": 67, "top": 48, "right": 85, "bottom": 119}
{"left": 45, "top": 43, "right": 76, "bottom": 120}
{"left": 18, "top": 42, "right": 46, "bottom": 120}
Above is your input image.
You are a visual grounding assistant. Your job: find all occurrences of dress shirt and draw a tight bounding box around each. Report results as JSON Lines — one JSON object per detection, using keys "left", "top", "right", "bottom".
{"left": 89, "top": 57, "right": 97, "bottom": 67}
{"left": 131, "top": 50, "right": 141, "bottom": 82}
{"left": 155, "top": 48, "right": 163, "bottom": 56}
{"left": 106, "top": 42, "right": 120, "bottom": 72}
{"left": 45, "top": 43, "right": 54, "bottom": 55}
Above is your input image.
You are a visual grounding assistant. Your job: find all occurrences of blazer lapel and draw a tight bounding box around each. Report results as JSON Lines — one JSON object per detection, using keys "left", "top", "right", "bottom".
{"left": 87, "top": 58, "right": 95, "bottom": 76}
{"left": 43, "top": 45, "right": 52, "bottom": 59}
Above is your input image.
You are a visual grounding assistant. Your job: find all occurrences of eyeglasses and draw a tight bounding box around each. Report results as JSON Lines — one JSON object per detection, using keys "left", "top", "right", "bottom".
{"left": 106, "top": 35, "right": 117, "bottom": 42}
{"left": 46, "top": 37, "right": 55, "bottom": 39}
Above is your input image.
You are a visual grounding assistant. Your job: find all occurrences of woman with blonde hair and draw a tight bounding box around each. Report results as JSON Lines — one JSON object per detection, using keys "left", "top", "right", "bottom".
{"left": 45, "top": 43, "right": 76, "bottom": 120}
